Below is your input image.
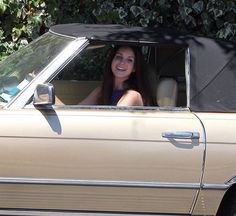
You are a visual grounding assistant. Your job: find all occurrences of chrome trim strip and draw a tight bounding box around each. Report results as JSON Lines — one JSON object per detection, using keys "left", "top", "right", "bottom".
{"left": 0, "top": 177, "right": 231, "bottom": 190}
{"left": 0, "top": 177, "right": 200, "bottom": 189}
{"left": 201, "top": 175, "right": 236, "bottom": 190}
{"left": 0, "top": 209, "right": 181, "bottom": 216}
{"left": 202, "top": 183, "right": 230, "bottom": 190}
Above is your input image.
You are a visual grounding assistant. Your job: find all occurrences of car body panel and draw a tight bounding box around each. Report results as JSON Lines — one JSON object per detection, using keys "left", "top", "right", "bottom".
{"left": 192, "top": 113, "right": 236, "bottom": 215}
{"left": 193, "top": 188, "right": 226, "bottom": 215}
{"left": 193, "top": 113, "right": 236, "bottom": 184}
{"left": 0, "top": 108, "right": 204, "bottom": 214}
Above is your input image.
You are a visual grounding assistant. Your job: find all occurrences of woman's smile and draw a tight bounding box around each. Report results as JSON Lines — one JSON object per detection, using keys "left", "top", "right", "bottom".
{"left": 115, "top": 66, "right": 126, "bottom": 73}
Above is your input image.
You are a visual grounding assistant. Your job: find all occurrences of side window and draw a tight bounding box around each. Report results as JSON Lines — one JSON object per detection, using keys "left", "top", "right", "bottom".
{"left": 51, "top": 44, "right": 109, "bottom": 105}
{"left": 51, "top": 43, "right": 187, "bottom": 108}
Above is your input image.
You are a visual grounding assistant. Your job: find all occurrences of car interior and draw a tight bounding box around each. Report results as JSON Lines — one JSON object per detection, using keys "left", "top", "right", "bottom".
{"left": 51, "top": 43, "right": 187, "bottom": 108}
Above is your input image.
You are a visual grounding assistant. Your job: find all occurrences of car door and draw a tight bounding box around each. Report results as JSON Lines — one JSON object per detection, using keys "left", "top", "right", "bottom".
{"left": 0, "top": 106, "right": 205, "bottom": 215}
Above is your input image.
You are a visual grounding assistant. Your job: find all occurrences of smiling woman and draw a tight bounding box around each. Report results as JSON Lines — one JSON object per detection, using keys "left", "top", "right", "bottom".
{"left": 104, "top": 45, "right": 148, "bottom": 106}
{"left": 78, "top": 45, "right": 149, "bottom": 106}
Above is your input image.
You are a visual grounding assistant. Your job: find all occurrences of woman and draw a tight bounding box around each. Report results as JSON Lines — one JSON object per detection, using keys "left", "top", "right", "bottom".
{"left": 80, "top": 45, "right": 152, "bottom": 106}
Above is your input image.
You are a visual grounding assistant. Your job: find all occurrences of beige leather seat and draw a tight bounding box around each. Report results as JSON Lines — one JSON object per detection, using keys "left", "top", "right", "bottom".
{"left": 156, "top": 78, "right": 178, "bottom": 107}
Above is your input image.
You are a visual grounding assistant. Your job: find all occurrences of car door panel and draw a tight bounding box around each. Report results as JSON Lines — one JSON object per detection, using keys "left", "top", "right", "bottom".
{"left": 0, "top": 108, "right": 205, "bottom": 214}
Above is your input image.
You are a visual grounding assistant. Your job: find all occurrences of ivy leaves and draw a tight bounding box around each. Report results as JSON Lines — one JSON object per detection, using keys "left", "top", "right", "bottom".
{"left": 0, "top": 0, "right": 58, "bottom": 59}
{"left": 0, "top": 0, "right": 236, "bottom": 61}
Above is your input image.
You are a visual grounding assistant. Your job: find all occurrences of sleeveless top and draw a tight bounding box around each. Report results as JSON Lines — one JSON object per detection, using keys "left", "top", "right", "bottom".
{"left": 111, "top": 89, "right": 126, "bottom": 105}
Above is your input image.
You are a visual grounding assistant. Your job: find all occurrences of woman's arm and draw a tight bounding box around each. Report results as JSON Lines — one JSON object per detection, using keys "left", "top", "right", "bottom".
{"left": 117, "top": 90, "right": 143, "bottom": 106}
{"left": 79, "top": 86, "right": 101, "bottom": 105}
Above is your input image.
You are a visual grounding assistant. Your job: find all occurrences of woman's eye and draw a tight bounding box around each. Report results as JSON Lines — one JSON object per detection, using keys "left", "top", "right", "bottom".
{"left": 127, "top": 58, "right": 134, "bottom": 63}
{"left": 114, "top": 55, "right": 122, "bottom": 60}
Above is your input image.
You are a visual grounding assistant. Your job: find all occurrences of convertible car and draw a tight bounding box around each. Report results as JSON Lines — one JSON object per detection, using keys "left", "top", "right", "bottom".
{"left": 0, "top": 23, "right": 236, "bottom": 216}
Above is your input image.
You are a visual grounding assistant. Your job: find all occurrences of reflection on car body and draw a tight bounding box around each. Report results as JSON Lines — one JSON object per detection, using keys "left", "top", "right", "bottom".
{"left": 0, "top": 23, "right": 236, "bottom": 216}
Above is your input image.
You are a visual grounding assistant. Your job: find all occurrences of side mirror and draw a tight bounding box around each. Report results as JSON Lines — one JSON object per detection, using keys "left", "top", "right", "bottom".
{"left": 33, "top": 83, "right": 55, "bottom": 106}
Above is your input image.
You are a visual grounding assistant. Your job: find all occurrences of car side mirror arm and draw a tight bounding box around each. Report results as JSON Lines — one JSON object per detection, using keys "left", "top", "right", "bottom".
{"left": 33, "top": 83, "right": 55, "bottom": 107}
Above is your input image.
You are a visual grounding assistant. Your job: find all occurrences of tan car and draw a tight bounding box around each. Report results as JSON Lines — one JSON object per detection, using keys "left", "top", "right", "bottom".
{"left": 0, "top": 24, "right": 235, "bottom": 216}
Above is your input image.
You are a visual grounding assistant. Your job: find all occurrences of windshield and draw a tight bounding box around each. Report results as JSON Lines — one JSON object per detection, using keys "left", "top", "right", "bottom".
{"left": 0, "top": 32, "right": 74, "bottom": 104}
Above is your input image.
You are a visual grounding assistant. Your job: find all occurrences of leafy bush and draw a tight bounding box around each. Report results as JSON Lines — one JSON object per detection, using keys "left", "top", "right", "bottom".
{"left": 0, "top": 0, "right": 58, "bottom": 59}
{"left": 56, "top": 0, "right": 236, "bottom": 40}
{"left": 0, "top": 0, "right": 236, "bottom": 61}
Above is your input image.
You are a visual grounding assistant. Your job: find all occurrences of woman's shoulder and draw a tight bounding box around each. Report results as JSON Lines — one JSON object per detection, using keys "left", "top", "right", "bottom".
{"left": 117, "top": 89, "right": 143, "bottom": 106}
{"left": 126, "top": 89, "right": 142, "bottom": 98}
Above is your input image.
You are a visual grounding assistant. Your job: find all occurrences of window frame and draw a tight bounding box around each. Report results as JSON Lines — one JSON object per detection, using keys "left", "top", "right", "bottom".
{"left": 48, "top": 42, "right": 189, "bottom": 111}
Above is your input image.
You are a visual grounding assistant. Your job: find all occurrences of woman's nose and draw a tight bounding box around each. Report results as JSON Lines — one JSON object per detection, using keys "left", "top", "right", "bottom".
{"left": 119, "top": 58, "right": 125, "bottom": 64}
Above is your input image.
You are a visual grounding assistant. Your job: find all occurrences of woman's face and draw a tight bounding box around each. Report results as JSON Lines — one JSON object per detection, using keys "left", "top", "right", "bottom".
{"left": 111, "top": 47, "right": 135, "bottom": 80}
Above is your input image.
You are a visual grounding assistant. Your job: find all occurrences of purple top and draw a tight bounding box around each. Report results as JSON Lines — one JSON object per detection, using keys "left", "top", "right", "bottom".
{"left": 111, "top": 89, "right": 126, "bottom": 105}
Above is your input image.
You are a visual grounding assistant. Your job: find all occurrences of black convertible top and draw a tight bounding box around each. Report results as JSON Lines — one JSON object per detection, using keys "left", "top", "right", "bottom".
{"left": 50, "top": 23, "right": 182, "bottom": 44}
{"left": 51, "top": 23, "right": 236, "bottom": 112}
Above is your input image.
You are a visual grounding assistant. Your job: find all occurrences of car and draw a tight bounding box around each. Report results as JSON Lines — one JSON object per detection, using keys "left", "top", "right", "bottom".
{"left": 0, "top": 23, "right": 236, "bottom": 216}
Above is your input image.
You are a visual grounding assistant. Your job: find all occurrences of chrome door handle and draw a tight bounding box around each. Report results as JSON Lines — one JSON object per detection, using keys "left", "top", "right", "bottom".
{"left": 162, "top": 131, "right": 200, "bottom": 139}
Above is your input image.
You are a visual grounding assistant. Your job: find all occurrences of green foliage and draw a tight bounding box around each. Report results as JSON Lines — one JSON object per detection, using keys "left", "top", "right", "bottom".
{"left": 0, "top": 0, "right": 236, "bottom": 61}
{"left": 0, "top": 0, "right": 59, "bottom": 59}
{"left": 57, "top": 0, "right": 236, "bottom": 40}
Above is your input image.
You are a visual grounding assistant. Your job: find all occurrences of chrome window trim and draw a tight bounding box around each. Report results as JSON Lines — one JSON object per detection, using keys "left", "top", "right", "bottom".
{"left": 185, "top": 48, "right": 190, "bottom": 108}
{"left": 50, "top": 105, "right": 191, "bottom": 112}
{"left": 49, "top": 29, "right": 77, "bottom": 40}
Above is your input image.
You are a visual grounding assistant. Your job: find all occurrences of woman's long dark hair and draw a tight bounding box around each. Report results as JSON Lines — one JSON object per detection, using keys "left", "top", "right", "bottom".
{"left": 99, "top": 45, "right": 155, "bottom": 105}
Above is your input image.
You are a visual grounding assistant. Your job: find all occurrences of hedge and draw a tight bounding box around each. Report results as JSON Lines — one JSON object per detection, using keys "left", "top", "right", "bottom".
{"left": 0, "top": 0, "right": 235, "bottom": 60}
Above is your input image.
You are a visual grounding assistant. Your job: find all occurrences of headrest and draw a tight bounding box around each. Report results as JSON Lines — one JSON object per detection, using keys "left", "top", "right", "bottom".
{"left": 157, "top": 78, "right": 178, "bottom": 107}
